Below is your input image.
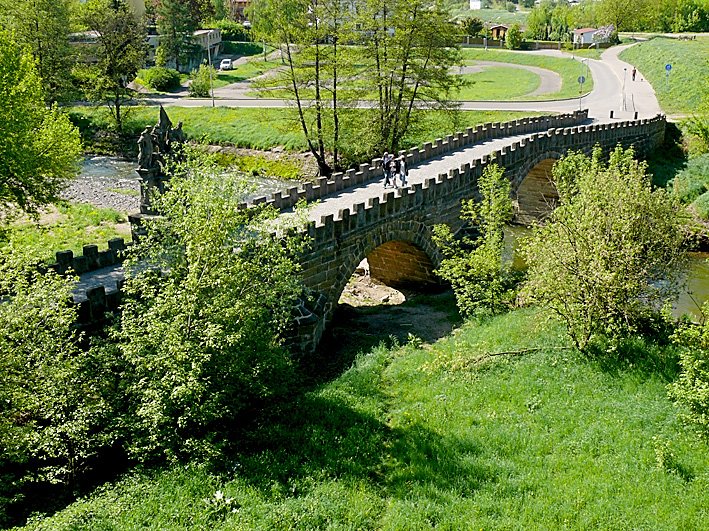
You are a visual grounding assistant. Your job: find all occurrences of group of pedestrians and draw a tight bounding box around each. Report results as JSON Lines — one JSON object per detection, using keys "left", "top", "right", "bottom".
{"left": 382, "top": 152, "right": 408, "bottom": 189}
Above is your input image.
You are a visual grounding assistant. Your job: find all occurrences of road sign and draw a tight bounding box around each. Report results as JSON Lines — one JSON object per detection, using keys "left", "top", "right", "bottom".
{"left": 578, "top": 75, "right": 586, "bottom": 84}
{"left": 665, "top": 64, "right": 672, "bottom": 72}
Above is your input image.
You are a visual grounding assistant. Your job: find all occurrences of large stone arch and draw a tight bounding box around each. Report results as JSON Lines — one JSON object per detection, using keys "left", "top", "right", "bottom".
{"left": 328, "top": 220, "right": 443, "bottom": 310}
{"left": 514, "top": 155, "right": 560, "bottom": 225}
{"left": 291, "top": 220, "right": 443, "bottom": 353}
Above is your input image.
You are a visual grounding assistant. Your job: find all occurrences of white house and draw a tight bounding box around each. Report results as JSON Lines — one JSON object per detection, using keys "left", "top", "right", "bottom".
{"left": 573, "top": 27, "right": 598, "bottom": 45}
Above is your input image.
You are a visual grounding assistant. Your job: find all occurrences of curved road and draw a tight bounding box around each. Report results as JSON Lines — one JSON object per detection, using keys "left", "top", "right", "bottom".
{"left": 146, "top": 44, "right": 662, "bottom": 122}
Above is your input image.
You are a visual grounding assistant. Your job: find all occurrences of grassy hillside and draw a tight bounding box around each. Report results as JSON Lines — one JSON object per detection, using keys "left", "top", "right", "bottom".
{"left": 619, "top": 37, "right": 709, "bottom": 115}
{"left": 22, "top": 308, "right": 709, "bottom": 530}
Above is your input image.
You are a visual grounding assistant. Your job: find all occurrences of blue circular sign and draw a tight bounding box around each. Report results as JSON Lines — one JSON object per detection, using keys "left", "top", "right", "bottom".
{"left": 665, "top": 64, "right": 672, "bottom": 71}
{"left": 578, "top": 75, "right": 586, "bottom": 84}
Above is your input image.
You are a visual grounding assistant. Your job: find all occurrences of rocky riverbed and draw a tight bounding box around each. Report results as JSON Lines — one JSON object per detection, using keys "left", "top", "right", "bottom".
{"left": 61, "top": 156, "right": 141, "bottom": 213}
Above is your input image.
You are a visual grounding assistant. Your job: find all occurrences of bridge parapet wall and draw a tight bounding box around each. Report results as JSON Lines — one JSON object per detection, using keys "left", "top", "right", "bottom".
{"left": 50, "top": 238, "right": 129, "bottom": 276}
{"left": 240, "top": 110, "right": 590, "bottom": 212}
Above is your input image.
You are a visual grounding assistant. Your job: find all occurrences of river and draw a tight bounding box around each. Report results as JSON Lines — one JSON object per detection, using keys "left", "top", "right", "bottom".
{"left": 70, "top": 156, "right": 299, "bottom": 214}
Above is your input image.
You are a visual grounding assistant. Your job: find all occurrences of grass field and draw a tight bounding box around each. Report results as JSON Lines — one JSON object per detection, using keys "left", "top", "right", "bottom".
{"left": 70, "top": 106, "right": 543, "bottom": 154}
{"left": 456, "top": 66, "right": 540, "bottom": 100}
{"left": 21, "top": 307, "right": 709, "bottom": 529}
{"left": 212, "top": 59, "right": 282, "bottom": 89}
{"left": 255, "top": 66, "right": 542, "bottom": 101}
{"left": 619, "top": 37, "right": 709, "bottom": 115}
{"left": 2, "top": 203, "right": 130, "bottom": 263}
{"left": 461, "top": 48, "right": 592, "bottom": 100}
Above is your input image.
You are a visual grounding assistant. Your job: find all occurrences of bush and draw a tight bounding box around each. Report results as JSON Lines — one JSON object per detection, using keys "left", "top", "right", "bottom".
{"left": 433, "top": 164, "right": 519, "bottom": 318}
{"left": 140, "top": 67, "right": 181, "bottom": 92}
{"left": 188, "top": 64, "right": 217, "bottom": 98}
{"left": 114, "top": 151, "right": 309, "bottom": 462}
{"left": 506, "top": 24, "right": 523, "bottom": 50}
{"left": 211, "top": 19, "right": 250, "bottom": 42}
{"left": 522, "top": 146, "right": 688, "bottom": 351}
{"left": 669, "top": 303, "right": 709, "bottom": 438}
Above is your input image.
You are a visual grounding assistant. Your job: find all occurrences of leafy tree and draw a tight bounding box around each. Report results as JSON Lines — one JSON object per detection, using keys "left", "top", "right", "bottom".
{"left": 114, "top": 151, "right": 309, "bottom": 462}
{"left": 75, "top": 0, "right": 147, "bottom": 132}
{"left": 460, "top": 16, "right": 484, "bottom": 36}
{"left": 433, "top": 164, "right": 518, "bottom": 318}
{"left": 522, "top": 146, "right": 688, "bottom": 351}
{"left": 0, "top": 0, "right": 73, "bottom": 101}
{"left": 252, "top": 0, "right": 356, "bottom": 175}
{"left": 0, "top": 32, "right": 82, "bottom": 220}
{"left": 506, "top": 23, "right": 523, "bottom": 49}
{"left": 154, "top": 0, "right": 201, "bottom": 72}
{"left": 357, "top": 0, "right": 461, "bottom": 155}
{"left": 188, "top": 62, "right": 217, "bottom": 97}
{"left": 669, "top": 302, "right": 709, "bottom": 438}
{"left": 0, "top": 249, "right": 124, "bottom": 523}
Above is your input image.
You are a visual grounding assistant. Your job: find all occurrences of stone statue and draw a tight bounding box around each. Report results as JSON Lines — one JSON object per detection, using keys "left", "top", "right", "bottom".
{"left": 137, "top": 127, "right": 154, "bottom": 170}
{"left": 134, "top": 106, "right": 188, "bottom": 219}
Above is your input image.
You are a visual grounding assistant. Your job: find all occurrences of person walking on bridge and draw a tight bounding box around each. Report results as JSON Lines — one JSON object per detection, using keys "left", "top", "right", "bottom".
{"left": 398, "top": 155, "right": 408, "bottom": 188}
{"left": 382, "top": 151, "right": 393, "bottom": 188}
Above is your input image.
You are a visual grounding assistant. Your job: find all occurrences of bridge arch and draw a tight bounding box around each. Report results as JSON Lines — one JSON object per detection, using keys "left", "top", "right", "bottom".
{"left": 514, "top": 152, "right": 561, "bottom": 225}
{"left": 328, "top": 220, "right": 443, "bottom": 308}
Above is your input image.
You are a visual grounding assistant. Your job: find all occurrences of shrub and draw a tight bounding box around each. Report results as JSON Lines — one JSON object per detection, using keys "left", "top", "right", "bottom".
{"left": 669, "top": 303, "right": 709, "bottom": 438}
{"left": 114, "top": 150, "right": 310, "bottom": 462}
{"left": 140, "top": 67, "right": 181, "bottom": 91}
{"left": 506, "top": 24, "right": 523, "bottom": 50}
{"left": 211, "top": 19, "right": 250, "bottom": 42}
{"left": 188, "top": 64, "right": 217, "bottom": 98}
{"left": 433, "top": 164, "right": 519, "bottom": 319}
{"left": 522, "top": 146, "right": 688, "bottom": 351}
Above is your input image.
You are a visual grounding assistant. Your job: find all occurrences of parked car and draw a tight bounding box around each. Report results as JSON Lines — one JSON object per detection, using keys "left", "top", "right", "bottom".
{"left": 220, "top": 58, "right": 233, "bottom": 70}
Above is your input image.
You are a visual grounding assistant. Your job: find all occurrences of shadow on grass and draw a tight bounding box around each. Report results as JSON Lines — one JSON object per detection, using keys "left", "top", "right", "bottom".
{"left": 585, "top": 335, "right": 680, "bottom": 383}
{"left": 308, "top": 290, "right": 462, "bottom": 381}
{"left": 234, "top": 393, "right": 496, "bottom": 501}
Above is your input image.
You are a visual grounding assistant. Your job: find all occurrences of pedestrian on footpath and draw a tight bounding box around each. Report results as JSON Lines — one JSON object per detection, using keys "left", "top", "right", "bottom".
{"left": 398, "top": 155, "right": 408, "bottom": 188}
{"left": 632, "top": 67, "right": 637, "bottom": 81}
{"left": 382, "top": 151, "right": 393, "bottom": 188}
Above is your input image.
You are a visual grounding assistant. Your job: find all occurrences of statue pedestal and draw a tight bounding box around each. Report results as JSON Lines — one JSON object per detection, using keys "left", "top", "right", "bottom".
{"left": 131, "top": 168, "right": 164, "bottom": 241}
{"left": 137, "top": 167, "right": 164, "bottom": 215}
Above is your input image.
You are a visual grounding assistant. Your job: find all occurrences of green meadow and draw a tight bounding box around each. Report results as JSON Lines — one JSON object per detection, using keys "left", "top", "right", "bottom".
{"left": 461, "top": 48, "right": 593, "bottom": 100}
{"left": 69, "top": 106, "right": 542, "bottom": 153}
{"left": 21, "top": 307, "right": 709, "bottom": 530}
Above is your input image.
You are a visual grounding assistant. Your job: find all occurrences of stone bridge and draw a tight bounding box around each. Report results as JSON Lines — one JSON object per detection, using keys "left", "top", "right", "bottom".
{"left": 61, "top": 111, "right": 666, "bottom": 352}
{"left": 285, "top": 113, "right": 666, "bottom": 351}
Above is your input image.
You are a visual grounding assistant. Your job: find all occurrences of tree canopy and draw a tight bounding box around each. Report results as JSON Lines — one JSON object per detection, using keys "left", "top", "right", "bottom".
{"left": 0, "top": 32, "right": 82, "bottom": 220}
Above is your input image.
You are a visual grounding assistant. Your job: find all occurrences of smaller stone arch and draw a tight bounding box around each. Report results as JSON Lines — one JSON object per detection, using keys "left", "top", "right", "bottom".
{"left": 513, "top": 151, "right": 563, "bottom": 225}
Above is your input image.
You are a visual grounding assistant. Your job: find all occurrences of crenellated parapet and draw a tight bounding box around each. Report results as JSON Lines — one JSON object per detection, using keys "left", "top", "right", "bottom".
{"left": 50, "top": 237, "right": 129, "bottom": 276}
{"left": 240, "top": 110, "right": 590, "bottom": 212}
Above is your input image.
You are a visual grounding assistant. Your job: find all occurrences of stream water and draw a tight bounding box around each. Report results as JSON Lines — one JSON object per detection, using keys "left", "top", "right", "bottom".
{"left": 74, "top": 156, "right": 299, "bottom": 213}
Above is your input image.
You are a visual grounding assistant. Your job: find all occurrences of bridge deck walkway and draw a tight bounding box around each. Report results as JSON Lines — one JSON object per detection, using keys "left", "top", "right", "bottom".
{"left": 302, "top": 131, "right": 540, "bottom": 224}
